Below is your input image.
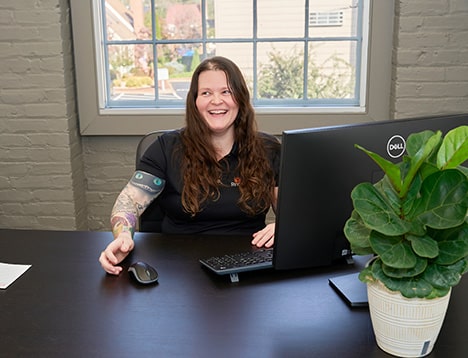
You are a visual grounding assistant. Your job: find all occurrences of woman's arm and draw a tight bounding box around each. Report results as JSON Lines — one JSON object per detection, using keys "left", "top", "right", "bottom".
{"left": 111, "top": 170, "right": 165, "bottom": 238}
{"left": 99, "top": 171, "right": 165, "bottom": 274}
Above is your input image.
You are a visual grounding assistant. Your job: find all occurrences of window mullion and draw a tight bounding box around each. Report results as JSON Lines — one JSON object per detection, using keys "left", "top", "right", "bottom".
{"left": 303, "top": 0, "right": 310, "bottom": 100}
{"left": 152, "top": 0, "right": 159, "bottom": 101}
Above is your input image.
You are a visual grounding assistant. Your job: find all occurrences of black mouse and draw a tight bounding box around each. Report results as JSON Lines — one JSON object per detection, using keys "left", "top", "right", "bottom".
{"left": 128, "top": 261, "right": 159, "bottom": 284}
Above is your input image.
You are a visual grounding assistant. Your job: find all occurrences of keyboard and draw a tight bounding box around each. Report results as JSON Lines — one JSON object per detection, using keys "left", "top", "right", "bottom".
{"left": 199, "top": 248, "right": 274, "bottom": 279}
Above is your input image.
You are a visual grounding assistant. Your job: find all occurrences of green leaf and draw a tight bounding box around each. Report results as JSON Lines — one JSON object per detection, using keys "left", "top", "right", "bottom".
{"left": 407, "top": 219, "right": 427, "bottom": 236}
{"left": 406, "top": 130, "right": 438, "bottom": 157}
{"left": 429, "top": 222, "right": 468, "bottom": 242}
{"left": 343, "top": 211, "right": 373, "bottom": 255}
{"left": 374, "top": 177, "right": 401, "bottom": 213}
{"left": 434, "top": 224, "right": 468, "bottom": 265}
{"left": 426, "top": 286, "right": 451, "bottom": 299}
{"left": 371, "top": 259, "right": 434, "bottom": 298}
{"left": 369, "top": 231, "right": 417, "bottom": 269}
{"left": 358, "top": 266, "right": 375, "bottom": 283}
{"left": 423, "top": 261, "right": 465, "bottom": 289}
{"left": 437, "top": 125, "right": 468, "bottom": 169}
{"left": 437, "top": 240, "right": 468, "bottom": 265}
{"left": 355, "top": 144, "right": 402, "bottom": 192}
{"left": 400, "top": 131, "right": 442, "bottom": 198}
{"left": 381, "top": 256, "right": 427, "bottom": 278}
{"left": 400, "top": 173, "right": 421, "bottom": 217}
{"left": 418, "top": 162, "right": 439, "bottom": 181}
{"left": 397, "top": 279, "right": 435, "bottom": 298}
{"left": 407, "top": 234, "right": 439, "bottom": 258}
{"left": 413, "top": 170, "right": 468, "bottom": 229}
{"left": 351, "top": 183, "right": 411, "bottom": 236}
{"left": 462, "top": 257, "right": 468, "bottom": 275}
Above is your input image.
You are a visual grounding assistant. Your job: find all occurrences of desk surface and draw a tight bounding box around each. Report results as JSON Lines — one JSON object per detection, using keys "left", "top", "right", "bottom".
{"left": 1, "top": 229, "right": 467, "bottom": 358}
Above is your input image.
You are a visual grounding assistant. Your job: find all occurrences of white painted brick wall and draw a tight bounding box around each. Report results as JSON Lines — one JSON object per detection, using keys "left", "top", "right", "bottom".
{"left": 1, "top": 1, "right": 467, "bottom": 232}
{"left": 0, "top": 0, "right": 87, "bottom": 230}
{"left": 82, "top": 136, "right": 138, "bottom": 231}
{"left": 392, "top": 0, "right": 468, "bottom": 118}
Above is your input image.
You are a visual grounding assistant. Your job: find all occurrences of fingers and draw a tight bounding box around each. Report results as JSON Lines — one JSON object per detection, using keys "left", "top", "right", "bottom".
{"left": 99, "top": 250, "right": 122, "bottom": 275}
{"left": 99, "top": 236, "right": 133, "bottom": 275}
{"left": 251, "top": 223, "right": 275, "bottom": 248}
{"left": 251, "top": 235, "right": 274, "bottom": 248}
{"left": 264, "top": 237, "right": 274, "bottom": 248}
{"left": 258, "top": 236, "right": 274, "bottom": 248}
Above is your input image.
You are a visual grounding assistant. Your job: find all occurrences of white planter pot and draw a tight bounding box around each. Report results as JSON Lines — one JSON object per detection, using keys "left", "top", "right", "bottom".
{"left": 367, "top": 280, "right": 451, "bottom": 358}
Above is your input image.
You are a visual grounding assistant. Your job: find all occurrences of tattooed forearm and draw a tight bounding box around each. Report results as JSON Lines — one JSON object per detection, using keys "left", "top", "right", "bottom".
{"left": 110, "top": 171, "right": 165, "bottom": 239}
{"left": 111, "top": 213, "right": 137, "bottom": 238}
{"left": 111, "top": 190, "right": 138, "bottom": 239}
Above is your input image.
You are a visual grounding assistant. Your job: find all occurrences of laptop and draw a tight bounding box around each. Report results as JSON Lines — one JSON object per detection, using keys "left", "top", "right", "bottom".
{"left": 328, "top": 272, "right": 369, "bottom": 307}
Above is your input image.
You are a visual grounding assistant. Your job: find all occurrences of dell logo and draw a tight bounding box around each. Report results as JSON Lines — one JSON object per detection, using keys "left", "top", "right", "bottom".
{"left": 387, "top": 135, "right": 406, "bottom": 158}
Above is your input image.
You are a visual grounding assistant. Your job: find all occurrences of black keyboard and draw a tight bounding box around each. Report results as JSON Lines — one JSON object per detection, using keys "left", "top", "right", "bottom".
{"left": 199, "top": 248, "right": 274, "bottom": 276}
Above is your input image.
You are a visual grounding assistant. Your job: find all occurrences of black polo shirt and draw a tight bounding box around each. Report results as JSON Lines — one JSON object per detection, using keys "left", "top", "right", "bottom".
{"left": 137, "top": 130, "right": 281, "bottom": 235}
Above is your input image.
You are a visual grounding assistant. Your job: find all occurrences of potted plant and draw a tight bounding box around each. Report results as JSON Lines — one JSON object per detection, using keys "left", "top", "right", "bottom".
{"left": 344, "top": 125, "right": 468, "bottom": 357}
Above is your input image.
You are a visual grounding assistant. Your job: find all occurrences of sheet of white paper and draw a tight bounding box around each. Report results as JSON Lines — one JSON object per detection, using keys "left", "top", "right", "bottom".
{"left": 0, "top": 262, "right": 32, "bottom": 289}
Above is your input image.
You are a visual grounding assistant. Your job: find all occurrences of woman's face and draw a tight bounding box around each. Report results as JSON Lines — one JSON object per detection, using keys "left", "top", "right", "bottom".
{"left": 195, "top": 69, "right": 239, "bottom": 135}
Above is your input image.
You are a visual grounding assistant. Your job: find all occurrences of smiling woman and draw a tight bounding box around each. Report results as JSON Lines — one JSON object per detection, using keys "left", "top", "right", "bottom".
{"left": 99, "top": 56, "right": 281, "bottom": 274}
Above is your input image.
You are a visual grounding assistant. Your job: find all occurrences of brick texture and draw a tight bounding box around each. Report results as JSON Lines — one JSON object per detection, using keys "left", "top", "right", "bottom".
{"left": 0, "top": 0, "right": 87, "bottom": 230}
{"left": 391, "top": 0, "right": 468, "bottom": 118}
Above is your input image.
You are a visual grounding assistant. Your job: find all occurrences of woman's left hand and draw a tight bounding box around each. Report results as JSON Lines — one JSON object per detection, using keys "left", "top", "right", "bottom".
{"left": 252, "top": 223, "right": 275, "bottom": 248}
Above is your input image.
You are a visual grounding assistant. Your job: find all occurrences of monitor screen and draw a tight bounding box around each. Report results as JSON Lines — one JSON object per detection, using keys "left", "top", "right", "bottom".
{"left": 273, "top": 113, "right": 467, "bottom": 270}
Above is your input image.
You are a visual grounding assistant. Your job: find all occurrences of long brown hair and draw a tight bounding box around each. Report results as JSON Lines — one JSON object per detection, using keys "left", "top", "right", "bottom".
{"left": 180, "top": 56, "right": 277, "bottom": 216}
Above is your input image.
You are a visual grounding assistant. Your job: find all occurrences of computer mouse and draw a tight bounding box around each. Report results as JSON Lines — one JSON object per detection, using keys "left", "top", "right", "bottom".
{"left": 128, "top": 261, "right": 159, "bottom": 285}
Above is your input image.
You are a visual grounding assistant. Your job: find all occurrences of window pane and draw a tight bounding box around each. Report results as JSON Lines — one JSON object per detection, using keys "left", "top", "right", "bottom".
{"left": 214, "top": 0, "right": 253, "bottom": 38}
{"left": 108, "top": 44, "right": 155, "bottom": 101}
{"left": 308, "top": 41, "right": 356, "bottom": 100}
{"left": 257, "top": 42, "right": 304, "bottom": 100}
{"left": 257, "top": 0, "right": 305, "bottom": 38}
{"left": 106, "top": 0, "right": 152, "bottom": 41}
{"left": 308, "top": 0, "right": 359, "bottom": 37}
{"left": 158, "top": 0, "right": 203, "bottom": 40}
{"left": 159, "top": 42, "right": 203, "bottom": 101}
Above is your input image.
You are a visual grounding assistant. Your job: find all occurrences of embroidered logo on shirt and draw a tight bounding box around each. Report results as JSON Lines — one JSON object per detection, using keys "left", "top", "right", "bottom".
{"left": 231, "top": 177, "right": 241, "bottom": 187}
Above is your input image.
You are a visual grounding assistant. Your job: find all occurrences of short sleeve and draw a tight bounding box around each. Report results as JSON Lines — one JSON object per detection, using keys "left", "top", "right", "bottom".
{"left": 136, "top": 130, "right": 181, "bottom": 180}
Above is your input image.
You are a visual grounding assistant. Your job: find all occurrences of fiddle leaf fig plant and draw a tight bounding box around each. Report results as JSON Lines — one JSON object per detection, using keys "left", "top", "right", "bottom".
{"left": 344, "top": 125, "right": 468, "bottom": 299}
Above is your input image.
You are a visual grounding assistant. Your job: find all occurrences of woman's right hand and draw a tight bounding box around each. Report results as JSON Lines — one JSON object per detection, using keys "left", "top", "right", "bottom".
{"left": 99, "top": 233, "right": 135, "bottom": 275}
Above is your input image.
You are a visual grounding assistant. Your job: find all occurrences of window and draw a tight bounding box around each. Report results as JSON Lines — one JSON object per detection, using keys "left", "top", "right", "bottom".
{"left": 71, "top": 0, "right": 395, "bottom": 135}
{"left": 99, "top": 0, "right": 360, "bottom": 108}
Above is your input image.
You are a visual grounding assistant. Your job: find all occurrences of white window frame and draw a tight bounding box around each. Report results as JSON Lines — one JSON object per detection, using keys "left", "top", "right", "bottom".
{"left": 70, "top": 0, "right": 395, "bottom": 136}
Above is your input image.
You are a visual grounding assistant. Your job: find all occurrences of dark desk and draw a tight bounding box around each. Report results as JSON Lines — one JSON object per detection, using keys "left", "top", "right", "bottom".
{"left": 1, "top": 229, "right": 467, "bottom": 357}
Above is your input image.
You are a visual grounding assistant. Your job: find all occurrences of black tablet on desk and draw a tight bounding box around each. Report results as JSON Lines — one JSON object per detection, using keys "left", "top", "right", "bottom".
{"left": 329, "top": 272, "right": 368, "bottom": 308}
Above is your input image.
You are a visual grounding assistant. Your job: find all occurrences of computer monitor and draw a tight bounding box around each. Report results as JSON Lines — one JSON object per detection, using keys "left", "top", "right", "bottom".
{"left": 273, "top": 113, "right": 467, "bottom": 270}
